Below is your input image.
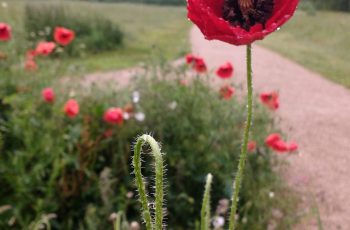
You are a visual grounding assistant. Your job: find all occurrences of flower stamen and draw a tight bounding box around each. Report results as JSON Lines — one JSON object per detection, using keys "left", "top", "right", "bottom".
{"left": 223, "top": 0, "right": 274, "bottom": 31}
{"left": 238, "top": 0, "right": 253, "bottom": 11}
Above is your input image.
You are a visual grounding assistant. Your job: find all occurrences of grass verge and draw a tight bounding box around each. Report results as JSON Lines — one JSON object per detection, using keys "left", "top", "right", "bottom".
{"left": 259, "top": 10, "right": 350, "bottom": 88}
{"left": 0, "top": 1, "right": 190, "bottom": 73}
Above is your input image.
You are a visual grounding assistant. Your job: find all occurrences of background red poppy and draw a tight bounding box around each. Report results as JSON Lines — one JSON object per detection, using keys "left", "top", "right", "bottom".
{"left": 0, "top": 23, "right": 11, "bottom": 41}
{"left": 54, "top": 27, "right": 75, "bottom": 46}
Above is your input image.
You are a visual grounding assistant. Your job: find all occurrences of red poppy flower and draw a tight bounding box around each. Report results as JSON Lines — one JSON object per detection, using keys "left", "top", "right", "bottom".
{"left": 271, "top": 140, "right": 289, "bottom": 152}
{"left": 25, "top": 59, "right": 38, "bottom": 71}
{"left": 187, "top": 0, "right": 299, "bottom": 45}
{"left": 26, "top": 50, "right": 37, "bottom": 60}
{"left": 0, "top": 23, "right": 11, "bottom": 41}
{"left": 35, "top": 41, "right": 56, "bottom": 56}
{"left": 260, "top": 92, "right": 279, "bottom": 110}
{"left": 216, "top": 62, "right": 234, "bottom": 79}
{"left": 220, "top": 85, "right": 235, "bottom": 100}
{"left": 194, "top": 57, "right": 207, "bottom": 73}
{"left": 265, "top": 133, "right": 288, "bottom": 152}
{"left": 54, "top": 27, "right": 75, "bottom": 46}
{"left": 265, "top": 133, "right": 281, "bottom": 146}
{"left": 287, "top": 142, "right": 298, "bottom": 152}
{"left": 265, "top": 133, "right": 298, "bottom": 153}
{"left": 185, "top": 54, "right": 196, "bottom": 64}
{"left": 64, "top": 99, "right": 79, "bottom": 118}
{"left": 41, "top": 88, "right": 55, "bottom": 103}
{"left": 247, "top": 141, "right": 257, "bottom": 152}
{"left": 104, "top": 107, "right": 124, "bottom": 125}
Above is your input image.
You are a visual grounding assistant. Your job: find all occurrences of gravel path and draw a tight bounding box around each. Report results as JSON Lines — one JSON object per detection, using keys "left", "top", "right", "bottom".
{"left": 190, "top": 26, "right": 350, "bottom": 229}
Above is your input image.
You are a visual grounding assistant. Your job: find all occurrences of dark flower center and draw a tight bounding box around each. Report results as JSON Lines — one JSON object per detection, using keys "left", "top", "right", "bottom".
{"left": 222, "top": 0, "right": 274, "bottom": 31}
{"left": 60, "top": 32, "right": 70, "bottom": 39}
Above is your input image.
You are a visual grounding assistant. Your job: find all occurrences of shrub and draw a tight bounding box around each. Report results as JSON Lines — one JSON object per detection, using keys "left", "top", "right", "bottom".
{"left": 0, "top": 63, "right": 296, "bottom": 229}
{"left": 24, "top": 3, "right": 123, "bottom": 56}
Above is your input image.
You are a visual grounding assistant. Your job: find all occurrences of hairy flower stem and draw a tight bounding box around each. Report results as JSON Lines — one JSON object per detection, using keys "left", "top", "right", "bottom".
{"left": 229, "top": 44, "right": 253, "bottom": 230}
{"left": 133, "top": 135, "right": 164, "bottom": 230}
{"left": 113, "top": 212, "right": 121, "bottom": 230}
{"left": 200, "top": 173, "right": 213, "bottom": 230}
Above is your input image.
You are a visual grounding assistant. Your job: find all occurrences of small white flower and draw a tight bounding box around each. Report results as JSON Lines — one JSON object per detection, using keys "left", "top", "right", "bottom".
{"left": 271, "top": 208, "right": 284, "bottom": 219}
{"left": 123, "top": 112, "right": 130, "bottom": 120}
{"left": 1, "top": 2, "right": 8, "bottom": 8}
{"left": 130, "top": 221, "right": 140, "bottom": 230}
{"left": 45, "top": 26, "right": 51, "bottom": 35}
{"left": 30, "top": 32, "right": 36, "bottom": 38}
{"left": 126, "top": 191, "right": 134, "bottom": 199}
{"left": 132, "top": 91, "right": 140, "bottom": 103}
{"left": 216, "top": 198, "right": 230, "bottom": 215}
{"left": 56, "top": 47, "right": 64, "bottom": 53}
{"left": 212, "top": 216, "right": 225, "bottom": 229}
{"left": 109, "top": 212, "right": 118, "bottom": 221}
{"left": 269, "top": 191, "right": 275, "bottom": 199}
{"left": 38, "top": 31, "right": 45, "bottom": 36}
{"left": 69, "top": 90, "right": 76, "bottom": 98}
{"left": 134, "top": 112, "right": 145, "bottom": 122}
{"left": 168, "top": 101, "right": 177, "bottom": 110}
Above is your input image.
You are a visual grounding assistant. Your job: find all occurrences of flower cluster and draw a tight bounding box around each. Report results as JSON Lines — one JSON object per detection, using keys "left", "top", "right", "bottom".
{"left": 0, "top": 22, "right": 75, "bottom": 72}
{"left": 24, "top": 26, "right": 75, "bottom": 71}
{"left": 186, "top": 54, "right": 236, "bottom": 100}
{"left": 186, "top": 54, "right": 207, "bottom": 73}
{"left": 184, "top": 54, "right": 297, "bottom": 155}
{"left": 40, "top": 87, "right": 147, "bottom": 141}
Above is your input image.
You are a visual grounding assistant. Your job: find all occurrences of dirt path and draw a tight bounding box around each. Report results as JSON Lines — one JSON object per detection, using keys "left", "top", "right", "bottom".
{"left": 190, "top": 26, "right": 350, "bottom": 229}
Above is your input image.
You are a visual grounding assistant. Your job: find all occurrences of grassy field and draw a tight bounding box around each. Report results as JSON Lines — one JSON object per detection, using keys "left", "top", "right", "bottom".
{"left": 2, "top": 2, "right": 349, "bottom": 89}
{"left": 0, "top": 1, "right": 190, "bottom": 72}
{"left": 259, "top": 10, "right": 350, "bottom": 88}
{"left": 68, "top": 2, "right": 191, "bottom": 71}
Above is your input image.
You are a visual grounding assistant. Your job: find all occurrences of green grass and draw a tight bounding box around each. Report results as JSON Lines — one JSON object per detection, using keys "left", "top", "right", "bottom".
{"left": 259, "top": 10, "right": 350, "bottom": 88}
{"left": 69, "top": 2, "right": 190, "bottom": 71}
{"left": 0, "top": 1, "right": 190, "bottom": 72}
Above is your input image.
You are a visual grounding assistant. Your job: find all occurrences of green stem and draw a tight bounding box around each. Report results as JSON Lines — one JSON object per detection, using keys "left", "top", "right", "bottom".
{"left": 114, "top": 212, "right": 121, "bottom": 230}
{"left": 133, "top": 134, "right": 164, "bottom": 230}
{"left": 200, "top": 173, "right": 213, "bottom": 230}
{"left": 229, "top": 44, "right": 253, "bottom": 230}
